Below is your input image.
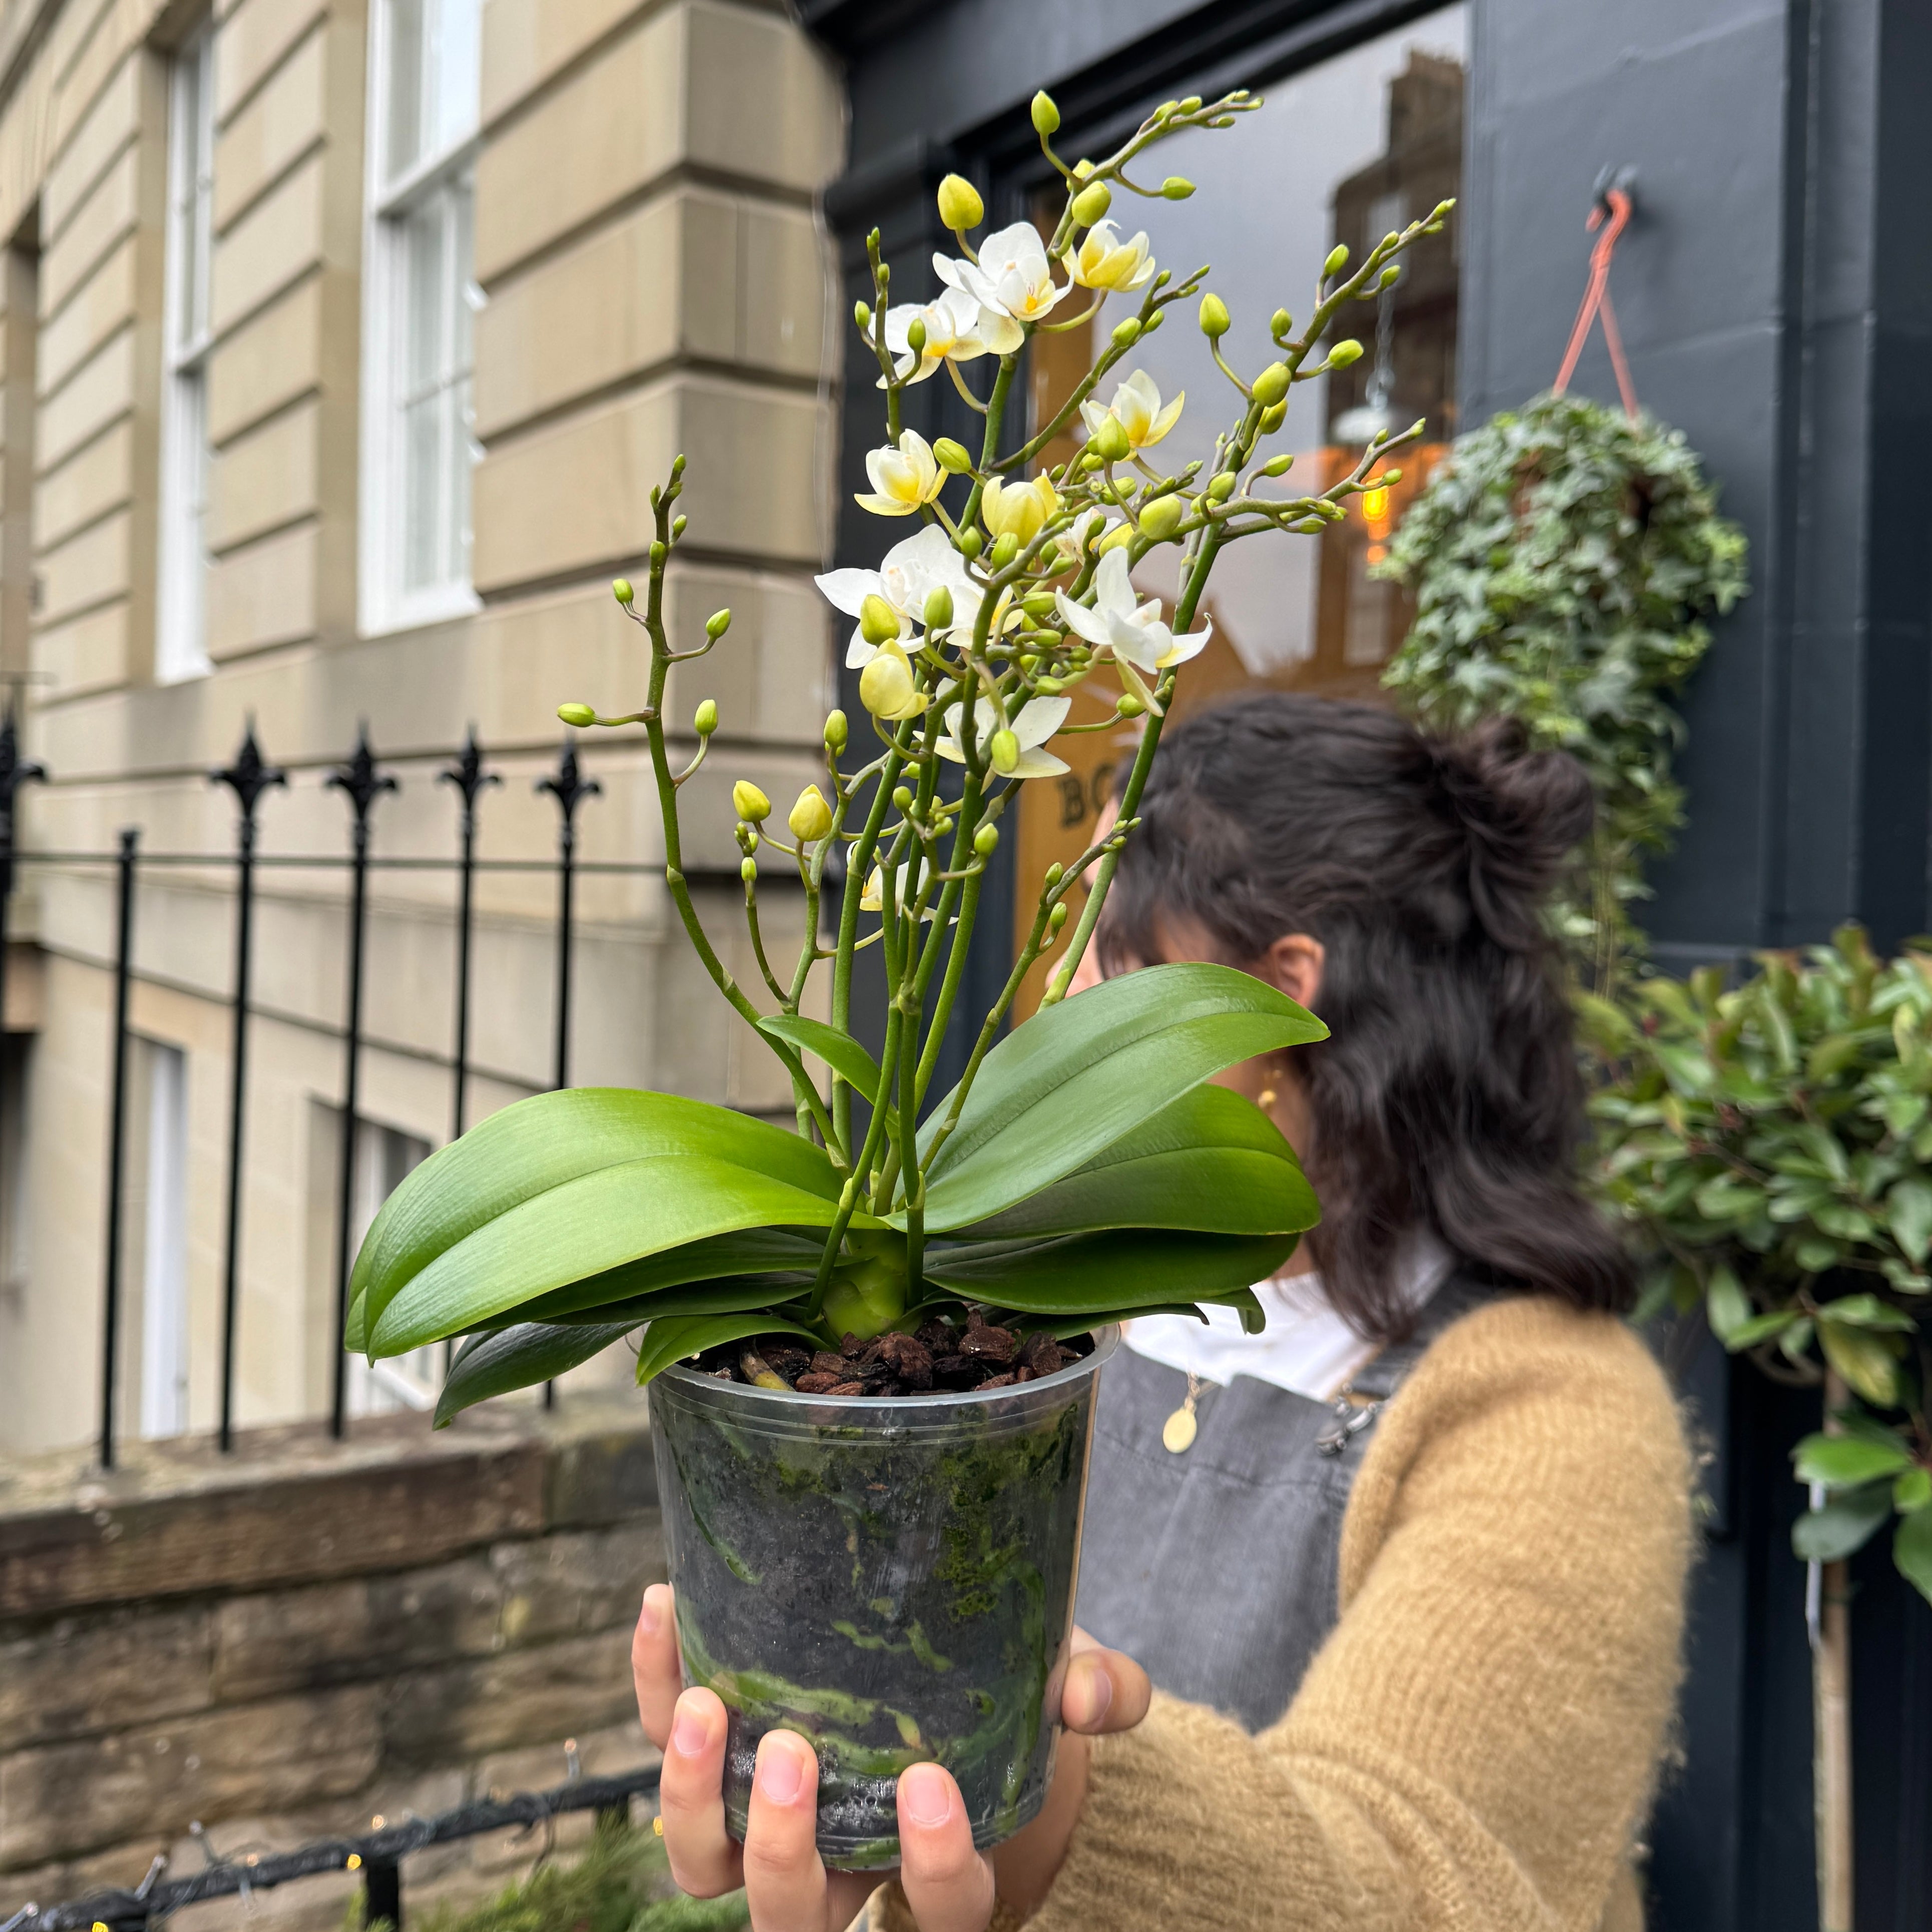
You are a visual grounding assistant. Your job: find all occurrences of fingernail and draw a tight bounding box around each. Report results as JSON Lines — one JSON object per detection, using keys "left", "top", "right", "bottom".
{"left": 901, "top": 1763, "right": 950, "bottom": 1828}
{"left": 757, "top": 1742, "right": 804, "bottom": 1804}
{"left": 639, "top": 1589, "right": 664, "bottom": 1637}
{"left": 1073, "top": 1663, "right": 1112, "bottom": 1727}
{"left": 670, "top": 1702, "right": 709, "bottom": 1757}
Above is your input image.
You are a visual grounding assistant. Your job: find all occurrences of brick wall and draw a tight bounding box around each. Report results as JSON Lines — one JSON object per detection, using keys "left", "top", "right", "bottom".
{"left": 0, "top": 1396, "right": 664, "bottom": 1929}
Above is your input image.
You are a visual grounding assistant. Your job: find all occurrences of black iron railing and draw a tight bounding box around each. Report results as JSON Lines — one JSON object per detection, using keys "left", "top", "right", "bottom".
{"left": 0, "top": 710, "right": 781, "bottom": 1469}
{"left": 0, "top": 1760, "right": 663, "bottom": 1932}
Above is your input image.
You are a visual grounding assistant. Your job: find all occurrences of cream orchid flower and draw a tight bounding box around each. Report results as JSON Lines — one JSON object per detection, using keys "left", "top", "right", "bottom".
{"left": 816, "top": 526, "right": 980, "bottom": 669}
{"left": 936, "top": 695, "right": 1071, "bottom": 778}
{"left": 1061, "top": 220, "right": 1156, "bottom": 294}
{"left": 881, "top": 286, "right": 1023, "bottom": 383}
{"left": 981, "top": 473, "right": 1058, "bottom": 546}
{"left": 855, "top": 429, "right": 945, "bottom": 517}
{"left": 1079, "top": 369, "right": 1184, "bottom": 454}
{"left": 857, "top": 639, "right": 930, "bottom": 721}
{"left": 936, "top": 222, "right": 1067, "bottom": 325}
{"left": 1053, "top": 549, "right": 1212, "bottom": 714}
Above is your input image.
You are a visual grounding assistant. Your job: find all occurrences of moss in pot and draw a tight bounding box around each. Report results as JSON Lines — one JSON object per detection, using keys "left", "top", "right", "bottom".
{"left": 346, "top": 89, "right": 1449, "bottom": 1866}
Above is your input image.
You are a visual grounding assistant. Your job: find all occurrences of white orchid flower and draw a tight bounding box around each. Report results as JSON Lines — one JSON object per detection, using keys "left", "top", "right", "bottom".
{"left": 882, "top": 286, "right": 1023, "bottom": 384}
{"left": 936, "top": 695, "right": 1071, "bottom": 779}
{"left": 936, "top": 222, "right": 1067, "bottom": 325}
{"left": 1062, "top": 221, "right": 1156, "bottom": 294}
{"left": 816, "top": 526, "right": 981, "bottom": 669}
{"left": 1053, "top": 549, "right": 1212, "bottom": 715}
{"left": 1080, "top": 369, "right": 1184, "bottom": 454}
{"left": 981, "top": 473, "right": 1058, "bottom": 545}
{"left": 855, "top": 429, "right": 945, "bottom": 517}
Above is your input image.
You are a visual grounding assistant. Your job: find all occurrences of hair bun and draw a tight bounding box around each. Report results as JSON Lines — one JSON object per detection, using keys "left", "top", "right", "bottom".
{"left": 1428, "top": 718, "right": 1594, "bottom": 949}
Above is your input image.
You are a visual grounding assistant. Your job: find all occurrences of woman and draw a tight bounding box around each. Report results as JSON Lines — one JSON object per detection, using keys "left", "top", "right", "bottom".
{"left": 632, "top": 696, "right": 1693, "bottom": 1931}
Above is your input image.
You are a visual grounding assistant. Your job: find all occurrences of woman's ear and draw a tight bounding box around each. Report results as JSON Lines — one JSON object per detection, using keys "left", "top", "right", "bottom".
{"left": 1261, "top": 933, "right": 1325, "bottom": 1011}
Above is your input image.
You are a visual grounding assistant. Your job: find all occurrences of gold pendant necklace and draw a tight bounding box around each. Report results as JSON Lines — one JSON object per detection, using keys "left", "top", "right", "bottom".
{"left": 1162, "top": 1372, "right": 1203, "bottom": 1453}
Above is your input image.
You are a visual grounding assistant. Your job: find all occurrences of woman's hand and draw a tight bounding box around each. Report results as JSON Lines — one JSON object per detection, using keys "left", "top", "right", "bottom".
{"left": 632, "top": 1583, "right": 1149, "bottom": 1930}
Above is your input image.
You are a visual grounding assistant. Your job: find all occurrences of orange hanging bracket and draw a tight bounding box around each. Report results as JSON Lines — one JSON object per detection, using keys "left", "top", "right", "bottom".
{"left": 1553, "top": 166, "right": 1640, "bottom": 418}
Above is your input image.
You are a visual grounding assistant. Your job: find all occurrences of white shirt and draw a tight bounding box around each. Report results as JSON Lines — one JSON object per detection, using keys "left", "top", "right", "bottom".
{"left": 1123, "top": 1231, "right": 1456, "bottom": 1402}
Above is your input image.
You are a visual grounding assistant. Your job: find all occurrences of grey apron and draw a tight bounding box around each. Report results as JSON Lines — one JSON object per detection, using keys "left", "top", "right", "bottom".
{"left": 1073, "top": 1278, "right": 1487, "bottom": 1734}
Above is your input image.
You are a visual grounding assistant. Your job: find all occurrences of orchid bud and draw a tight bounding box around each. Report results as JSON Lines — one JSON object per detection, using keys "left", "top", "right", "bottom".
{"left": 1263, "top": 452, "right": 1295, "bottom": 477}
{"left": 973, "top": 823, "right": 999, "bottom": 856}
{"left": 989, "top": 532, "right": 1019, "bottom": 569}
{"left": 1199, "top": 293, "right": 1230, "bottom": 338}
{"left": 933, "top": 437, "right": 975, "bottom": 474}
{"left": 892, "top": 784, "right": 914, "bottom": 810}
{"left": 671, "top": 514, "right": 687, "bottom": 540}
{"left": 859, "top": 644, "right": 920, "bottom": 719}
{"left": 989, "top": 728, "right": 1020, "bottom": 774}
{"left": 612, "top": 578, "right": 634, "bottom": 606}
{"left": 957, "top": 527, "right": 983, "bottom": 558}
{"left": 1111, "top": 316, "right": 1141, "bottom": 347}
{"left": 1179, "top": 95, "right": 1202, "bottom": 113}
{"left": 1207, "top": 471, "right": 1237, "bottom": 503}
{"left": 1034, "top": 675, "right": 1064, "bottom": 694}
{"left": 1116, "top": 693, "right": 1145, "bottom": 719}
{"left": 1070, "top": 181, "right": 1112, "bottom": 227}
{"left": 1252, "top": 362, "right": 1290, "bottom": 407}
{"left": 1270, "top": 308, "right": 1293, "bottom": 341}
{"left": 1138, "top": 494, "right": 1185, "bottom": 540}
{"left": 1090, "top": 414, "right": 1131, "bottom": 464}
{"left": 732, "top": 780, "right": 771, "bottom": 823}
{"left": 1382, "top": 467, "right": 1404, "bottom": 484}
{"left": 1020, "top": 591, "right": 1058, "bottom": 621}
{"left": 1323, "top": 243, "right": 1350, "bottom": 279}
{"left": 1031, "top": 91, "right": 1060, "bottom": 135}
{"left": 650, "top": 542, "right": 667, "bottom": 568}
{"left": 906, "top": 315, "right": 927, "bottom": 354}
{"left": 1326, "top": 338, "right": 1364, "bottom": 368}
{"left": 1260, "top": 400, "right": 1288, "bottom": 434}
{"left": 740, "top": 857, "right": 757, "bottom": 885}
{"left": 1378, "top": 263, "right": 1402, "bottom": 289}
{"left": 1161, "top": 177, "right": 1195, "bottom": 199}
{"left": 789, "top": 785, "right": 834, "bottom": 843}
{"left": 706, "top": 608, "right": 732, "bottom": 640}
{"left": 1044, "top": 862, "right": 1064, "bottom": 885}
{"left": 557, "top": 702, "right": 596, "bottom": 727}
{"left": 860, "top": 594, "right": 901, "bottom": 647}
{"left": 694, "top": 698, "right": 718, "bottom": 735}
{"left": 1048, "top": 902, "right": 1069, "bottom": 931}
{"left": 855, "top": 299, "right": 872, "bottom": 330}
{"left": 936, "top": 173, "right": 984, "bottom": 231}
{"left": 824, "top": 708, "right": 848, "bottom": 751}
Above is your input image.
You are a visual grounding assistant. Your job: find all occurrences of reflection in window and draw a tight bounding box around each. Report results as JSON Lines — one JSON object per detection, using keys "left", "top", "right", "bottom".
{"left": 1013, "top": 10, "right": 1465, "bottom": 1013}
{"left": 362, "top": 0, "right": 482, "bottom": 630}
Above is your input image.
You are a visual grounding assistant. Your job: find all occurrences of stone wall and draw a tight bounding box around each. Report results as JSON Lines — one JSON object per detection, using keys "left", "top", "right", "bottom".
{"left": 0, "top": 1395, "right": 664, "bottom": 1930}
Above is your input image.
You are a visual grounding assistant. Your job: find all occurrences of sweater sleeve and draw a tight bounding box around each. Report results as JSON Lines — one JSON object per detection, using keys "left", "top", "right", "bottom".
{"left": 1016, "top": 1298, "right": 1693, "bottom": 1932}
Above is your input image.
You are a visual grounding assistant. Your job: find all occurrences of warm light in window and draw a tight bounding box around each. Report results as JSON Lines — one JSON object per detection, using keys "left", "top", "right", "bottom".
{"left": 1366, "top": 543, "right": 1388, "bottom": 565}
{"left": 1361, "top": 486, "right": 1390, "bottom": 523}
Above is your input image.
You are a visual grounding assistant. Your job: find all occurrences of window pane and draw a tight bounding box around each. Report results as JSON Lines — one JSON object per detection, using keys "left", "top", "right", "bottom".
{"left": 386, "top": 0, "right": 426, "bottom": 177}
{"left": 403, "top": 390, "right": 446, "bottom": 592}
{"left": 402, "top": 197, "right": 448, "bottom": 397}
{"left": 430, "top": 0, "right": 482, "bottom": 158}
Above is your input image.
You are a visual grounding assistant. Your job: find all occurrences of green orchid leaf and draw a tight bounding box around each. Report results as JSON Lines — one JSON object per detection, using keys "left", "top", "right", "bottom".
{"left": 434, "top": 1320, "right": 639, "bottom": 1428}
{"left": 1894, "top": 1507, "right": 1932, "bottom": 1606}
{"left": 921, "top": 1229, "right": 1295, "bottom": 1314}
{"left": 507, "top": 1229, "right": 826, "bottom": 1323}
{"left": 951, "top": 1084, "right": 1318, "bottom": 1241}
{"left": 916, "top": 963, "right": 1327, "bottom": 1232}
{"left": 1793, "top": 1432, "right": 1913, "bottom": 1487}
{"left": 352, "top": 1088, "right": 876, "bottom": 1357}
{"left": 528, "top": 1275, "right": 818, "bottom": 1326}
{"left": 635, "top": 1313, "right": 824, "bottom": 1387}
{"left": 757, "top": 1014, "right": 883, "bottom": 1105}
{"left": 1017, "top": 1305, "right": 1207, "bottom": 1340}
{"left": 1790, "top": 1483, "right": 1893, "bottom": 1563}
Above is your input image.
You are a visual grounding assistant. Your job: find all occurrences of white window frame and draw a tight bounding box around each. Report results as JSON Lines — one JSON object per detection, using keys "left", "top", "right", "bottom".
{"left": 156, "top": 24, "right": 215, "bottom": 682}
{"left": 139, "top": 1042, "right": 191, "bottom": 1437}
{"left": 359, "top": 0, "right": 483, "bottom": 636}
{"left": 345, "top": 1120, "right": 438, "bottom": 1415}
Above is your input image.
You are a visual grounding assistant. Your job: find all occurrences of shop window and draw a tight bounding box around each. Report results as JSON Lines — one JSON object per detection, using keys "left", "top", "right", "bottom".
{"left": 157, "top": 25, "right": 214, "bottom": 683}
{"left": 1015, "top": 8, "right": 1465, "bottom": 1012}
{"left": 361, "top": 0, "right": 482, "bottom": 633}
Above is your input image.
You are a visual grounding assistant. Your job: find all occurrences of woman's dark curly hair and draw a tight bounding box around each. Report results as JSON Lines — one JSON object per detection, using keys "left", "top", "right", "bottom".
{"left": 1098, "top": 693, "right": 1632, "bottom": 1337}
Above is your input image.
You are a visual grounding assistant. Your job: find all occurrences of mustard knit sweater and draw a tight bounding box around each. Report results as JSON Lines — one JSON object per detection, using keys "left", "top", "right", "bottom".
{"left": 874, "top": 1296, "right": 1694, "bottom": 1931}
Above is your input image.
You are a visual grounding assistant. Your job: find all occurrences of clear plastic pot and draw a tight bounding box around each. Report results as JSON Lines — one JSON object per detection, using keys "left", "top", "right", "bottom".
{"left": 648, "top": 1328, "right": 1117, "bottom": 1869}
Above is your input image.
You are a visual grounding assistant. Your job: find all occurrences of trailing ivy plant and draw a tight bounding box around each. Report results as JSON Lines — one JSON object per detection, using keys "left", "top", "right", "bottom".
{"left": 1377, "top": 392, "right": 1747, "bottom": 996}
{"left": 1586, "top": 926, "right": 1932, "bottom": 1604}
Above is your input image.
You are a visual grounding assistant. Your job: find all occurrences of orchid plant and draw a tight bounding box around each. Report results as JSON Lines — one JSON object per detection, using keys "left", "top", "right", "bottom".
{"left": 346, "top": 89, "right": 1450, "bottom": 1419}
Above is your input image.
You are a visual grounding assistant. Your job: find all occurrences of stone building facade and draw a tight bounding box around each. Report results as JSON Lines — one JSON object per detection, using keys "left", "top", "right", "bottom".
{"left": 0, "top": 0, "right": 844, "bottom": 1454}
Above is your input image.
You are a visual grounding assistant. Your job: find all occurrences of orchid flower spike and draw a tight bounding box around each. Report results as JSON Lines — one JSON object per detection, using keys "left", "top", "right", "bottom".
{"left": 1062, "top": 220, "right": 1157, "bottom": 294}
{"left": 936, "top": 222, "right": 1067, "bottom": 325}
{"left": 815, "top": 527, "right": 981, "bottom": 669}
{"left": 1080, "top": 369, "right": 1184, "bottom": 455}
{"left": 855, "top": 429, "right": 945, "bottom": 517}
{"left": 882, "top": 286, "right": 1021, "bottom": 384}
